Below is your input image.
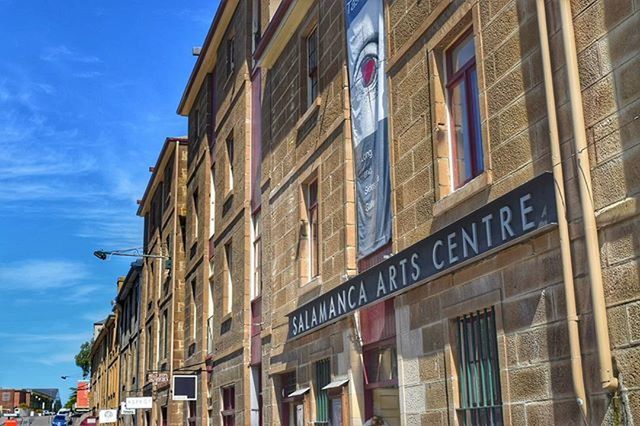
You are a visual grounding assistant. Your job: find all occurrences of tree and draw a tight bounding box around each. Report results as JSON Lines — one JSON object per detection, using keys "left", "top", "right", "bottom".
{"left": 75, "top": 340, "right": 92, "bottom": 378}
{"left": 64, "top": 387, "right": 77, "bottom": 410}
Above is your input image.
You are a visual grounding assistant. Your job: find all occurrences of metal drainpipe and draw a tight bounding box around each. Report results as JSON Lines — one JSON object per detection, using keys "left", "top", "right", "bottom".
{"left": 558, "top": 0, "right": 619, "bottom": 392}
{"left": 535, "top": 0, "right": 588, "bottom": 421}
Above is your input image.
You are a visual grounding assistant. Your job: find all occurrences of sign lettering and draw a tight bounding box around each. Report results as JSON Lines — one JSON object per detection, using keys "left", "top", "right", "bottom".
{"left": 287, "top": 173, "right": 557, "bottom": 339}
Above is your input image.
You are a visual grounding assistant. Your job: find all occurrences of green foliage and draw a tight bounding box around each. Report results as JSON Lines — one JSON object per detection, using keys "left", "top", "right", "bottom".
{"left": 75, "top": 340, "right": 93, "bottom": 378}
{"left": 64, "top": 387, "right": 77, "bottom": 410}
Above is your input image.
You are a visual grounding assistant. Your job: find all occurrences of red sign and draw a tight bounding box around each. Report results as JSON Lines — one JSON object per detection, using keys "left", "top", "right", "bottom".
{"left": 77, "top": 381, "right": 89, "bottom": 409}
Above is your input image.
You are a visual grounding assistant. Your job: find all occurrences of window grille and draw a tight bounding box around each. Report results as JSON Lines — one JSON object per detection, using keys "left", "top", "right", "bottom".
{"left": 456, "top": 307, "right": 503, "bottom": 425}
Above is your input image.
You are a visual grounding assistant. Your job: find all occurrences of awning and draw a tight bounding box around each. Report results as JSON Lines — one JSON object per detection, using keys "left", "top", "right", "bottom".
{"left": 287, "top": 387, "right": 310, "bottom": 398}
{"left": 322, "top": 379, "right": 349, "bottom": 390}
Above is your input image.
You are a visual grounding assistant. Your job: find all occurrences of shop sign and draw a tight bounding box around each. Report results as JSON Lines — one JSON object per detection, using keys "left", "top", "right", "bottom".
{"left": 120, "top": 402, "right": 135, "bottom": 416}
{"left": 172, "top": 375, "right": 197, "bottom": 401}
{"left": 147, "top": 372, "right": 169, "bottom": 385}
{"left": 125, "top": 397, "right": 152, "bottom": 409}
{"left": 99, "top": 409, "right": 117, "bottom": 424}
{"left": 287, "top": 173, "right": 558, "bottom": 339}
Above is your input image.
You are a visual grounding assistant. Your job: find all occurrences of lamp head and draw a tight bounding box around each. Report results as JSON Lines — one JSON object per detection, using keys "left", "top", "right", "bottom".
{"left": 93, "top": 250, "right": 108, "bottom": 260}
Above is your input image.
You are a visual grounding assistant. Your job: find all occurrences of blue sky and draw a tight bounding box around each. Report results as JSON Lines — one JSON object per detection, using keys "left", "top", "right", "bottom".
{"left": 0, "top": 0, "right": 218, "bottom": 404}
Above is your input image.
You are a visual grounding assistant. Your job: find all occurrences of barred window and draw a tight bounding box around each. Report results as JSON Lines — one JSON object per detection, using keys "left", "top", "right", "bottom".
{"left": 456, "top": 307, "right": 503, "bottom": 425}
{"left": 315, "top": 359, "right": 331, "bottom": 424}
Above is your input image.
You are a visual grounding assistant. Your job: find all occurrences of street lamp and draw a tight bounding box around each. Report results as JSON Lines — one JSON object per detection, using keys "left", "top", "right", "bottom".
{"left": 93, "top": 247, "right": 170, "bottom": 261}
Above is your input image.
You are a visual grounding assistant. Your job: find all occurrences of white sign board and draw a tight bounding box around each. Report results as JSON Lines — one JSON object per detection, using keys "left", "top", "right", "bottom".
{"left": 125, "top": 397, "right": 153, "bottom": 409}
{"left": 99, "top": 409, "right": 118, "bottom": 424}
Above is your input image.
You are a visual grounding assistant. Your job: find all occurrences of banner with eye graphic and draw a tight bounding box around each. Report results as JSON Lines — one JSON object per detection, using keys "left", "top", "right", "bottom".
{"left": 344, "top": 0, "right": 392, "bottom": 258}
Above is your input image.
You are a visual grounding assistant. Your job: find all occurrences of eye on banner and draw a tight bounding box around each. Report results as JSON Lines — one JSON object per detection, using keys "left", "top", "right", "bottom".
{"left": 344, "top": 0, "right": 392, "bottom": 259}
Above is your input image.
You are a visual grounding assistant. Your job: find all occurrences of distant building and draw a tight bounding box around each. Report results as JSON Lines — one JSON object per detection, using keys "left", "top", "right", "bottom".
{"left": 0, "top": 388, "right": 30, "bottom": 412}
{"left": 115, "top": 260, "right": 142, "bottom": 426}
{"left": 30, "top": 389, "right": 61, "bottom": 412}
{"left": 136, "top": 137, "right": 189, "bottom": 426}
{"left": 90, "top": 312, "right": 119, "bottom": 414}
{"left": 0, "top": 388, "right": 60, "bottom": 413}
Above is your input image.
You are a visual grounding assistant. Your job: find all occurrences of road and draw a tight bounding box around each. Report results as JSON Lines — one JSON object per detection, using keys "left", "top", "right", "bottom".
{"left": 0, "top": 416, "right": 53, "bottom": 426}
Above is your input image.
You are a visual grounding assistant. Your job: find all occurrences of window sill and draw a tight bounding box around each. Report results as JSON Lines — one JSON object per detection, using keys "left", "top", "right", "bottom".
{"left": 297, "top": 275, "right": 322, "bottom": 299}
{"left": 224, "top": 189, "right": 234, "bottom": 203}
{"left": 433, "top": 170, "right": 492, "bottom": 217}
{"left": 295, "top": 96, "right": 321, "bottom": 132}
{"left": 300, "top": 275, "right": 321, "bottom": 288}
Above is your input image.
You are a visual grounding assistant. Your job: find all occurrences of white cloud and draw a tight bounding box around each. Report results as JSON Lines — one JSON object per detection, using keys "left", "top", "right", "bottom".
{"left": 0, "top": 331, "right": 92, "bottom": 343}
{"left": 36, "top": 353, "right": 77, "bottom": 366}
{"left": 74, "top": 71, "right": 105, "bottom": 79}
{"left": 40, "top": 45, "right": 102, "bottom": 64}
{"left": 0, "top": 259, "right": 90, "bottom": 291}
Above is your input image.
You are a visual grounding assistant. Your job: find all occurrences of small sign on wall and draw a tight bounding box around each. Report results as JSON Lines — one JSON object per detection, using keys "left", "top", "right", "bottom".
{"left": 125, "top": 397, "right": 152, "bottom": 409}
{"left": 99, "top": 409, "right": 118, "bottom": 424}
{"left": 172, "top": 375, "right": 197, "bottom": 401}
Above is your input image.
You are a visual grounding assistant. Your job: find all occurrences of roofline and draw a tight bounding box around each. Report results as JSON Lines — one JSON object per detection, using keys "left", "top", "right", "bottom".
{"left": 116, "top": 261, "right": 142, "bottom": 302}
{"left": 177, "top": 0, "right": 234, "bottom": 116}
{"left": 90, "top": 314, "right": 115, "bottom": 356}
{"left": 136, "top": 137, "right": 187, "bottom": 217}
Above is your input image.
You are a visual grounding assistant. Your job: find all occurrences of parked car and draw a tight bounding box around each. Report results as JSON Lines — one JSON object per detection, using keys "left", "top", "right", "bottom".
{"left": 52, "top": 414, "right": 68, "bottom": 426}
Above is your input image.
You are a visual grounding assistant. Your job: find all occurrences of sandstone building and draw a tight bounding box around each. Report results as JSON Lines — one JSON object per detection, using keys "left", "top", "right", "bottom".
{"left": 91, "top": 0, "right": 640, "bottom": 424}
{"left": 137, "top": 137, "right": 189, "bottom": 426}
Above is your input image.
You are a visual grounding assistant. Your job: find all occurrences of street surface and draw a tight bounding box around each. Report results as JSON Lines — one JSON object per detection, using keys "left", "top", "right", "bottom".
{"left": 0, "top": 416, "right": 53, "bottom": 426}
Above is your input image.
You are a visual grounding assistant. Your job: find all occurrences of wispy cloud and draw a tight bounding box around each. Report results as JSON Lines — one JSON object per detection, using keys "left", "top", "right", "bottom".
{"left": 0, "top": 331, "right": 92, "bottom": 343}
{"left": 154, "top": 8, "right": 213, "bottom": 26}
{"left": 36, "top": 353, "right": 77, "bottom": 366}
{"left": 0, "top": 259, "right": 90, "bottom": 291}
{"left": 74, "top": 71, "right": 105, "bottom": 79}
{"left": 40, "top": 45, "right": 102, "bottom": 64}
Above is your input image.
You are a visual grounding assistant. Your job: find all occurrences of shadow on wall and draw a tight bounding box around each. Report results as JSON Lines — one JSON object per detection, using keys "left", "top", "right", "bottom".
{"left": 513, "top": 0, "right": 640, "bottom": 424}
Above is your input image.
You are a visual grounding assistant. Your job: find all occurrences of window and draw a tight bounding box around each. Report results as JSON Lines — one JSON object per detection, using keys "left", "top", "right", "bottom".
{"left": 252, "top": 0, "right": 262, "bottom": 54}
{"left": 364, "top": 346, "right": 398, "bottom": 386}
{"left": 456, "top": 307, "right": 503, "bottom": 425}
{"left": 146, "top": 324, "right": 154, "bottom": 369}
{"left": 305, "top": 179, "right": 319, "bottom": 279}
{"left": 305, "top": 27, "right": 318, "bottom": 108}
{"left": 221, "top": 386, "right": 235, "bottom": 426}
{"left": 224, "top": 242, "right": 233, "bottom": 314}
{"left": 446, "top": 30, "right": 483, "bottom": 188}
{"left": 210, "top": 166, "right": 216, "bottom": 237}
{"left": 161, "top": 406, "right": 167, "bottom": 426}
{"left": 207, "top": 279, "right": 215, "bottom": 354}
{"left": 226, "top": 37, "right": 235, "bottom": 78}
{"left": 251, "top": 212, "right": 262, "bottom": 300}
{"left": 226, "top": 134, "right": 234, "bottom": 194}
{"left": 279, "top": 372, "right": 297, "bottom": 426}
{"left": 162, "top": 310, "right": 169, "bottom": 359}
{"left": 188, "top": 401, "right": 197, "bottom": 426}
{"left": 315, "top": 359, "right": 331, "bottom": 424}
{"left": 164, "top": 159, "right": 173, "bottom": 209}
{"left": 192, "top": 190, "right": 199, "bottom": 239}
{"left": 191, "top": 279, "right": 198, "bottom": 341}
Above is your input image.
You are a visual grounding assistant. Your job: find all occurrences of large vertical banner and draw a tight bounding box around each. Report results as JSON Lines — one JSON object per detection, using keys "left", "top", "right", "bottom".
{"left": 344, "top": 0, "right": 392, "bottom": 258}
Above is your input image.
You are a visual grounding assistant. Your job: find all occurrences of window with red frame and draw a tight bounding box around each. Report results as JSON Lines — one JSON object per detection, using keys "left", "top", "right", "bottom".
{"left": 221, "top": 386, "right": 235, "bottom": 426}
{"left": 446, "top": 30, "right": 483, "bottom": 189}
{"left": 306, "top": 179, "right": 319, "bottom": 278}
{"left": 160, "top": 406, "right": 167, "bottom": 426}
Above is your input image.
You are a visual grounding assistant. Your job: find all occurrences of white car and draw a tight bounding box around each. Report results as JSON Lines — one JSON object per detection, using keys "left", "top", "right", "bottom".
{"left": 57, "top": 408, "right": 71, "bottom": 416}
